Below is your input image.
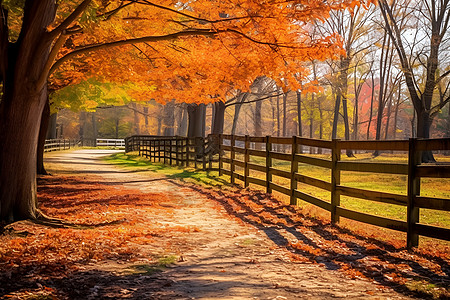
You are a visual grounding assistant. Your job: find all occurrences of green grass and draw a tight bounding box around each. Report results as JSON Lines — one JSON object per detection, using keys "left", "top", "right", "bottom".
{"left": 125, "top": 255, "right": 178, "bottom": 275}
{"left": 103, "top": 152, "right": 229, "bottom": 188}
{"left": 236, "top": 153, "right": 450, "bottom": 228}
{"left": 105, "top": 152, "right": 450, "bottom": 233}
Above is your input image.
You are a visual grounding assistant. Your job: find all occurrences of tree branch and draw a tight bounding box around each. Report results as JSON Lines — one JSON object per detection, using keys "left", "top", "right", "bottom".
{"left": 49, "top": 29, "right": 218, "bottom": 75}
{"left": 49, "top": 0, "right": 93, "bottom": 39}
{"left": 137, "top": 0, "right": 264, "bottom": 25}
{"left": 225, "top": 92, "right": 283, "bottom": 107}
{"left": 49, "top": 27, "right": 298, "bottom": 76}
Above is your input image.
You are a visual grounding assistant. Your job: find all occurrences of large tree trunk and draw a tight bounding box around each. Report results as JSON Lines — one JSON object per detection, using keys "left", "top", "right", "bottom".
{"left": 37, "top": 99, "right": 50, "bottom": 175}
{"left": 187, "top": 103, "right": 206, "bottom": 158}
{"left": 47, "top": 112, "right": 57, "bottom": 139}
{"left": 231, "top": 93, "right": 247, "bottom": 135}
{"left": 79, "top": 111, "right": 87, "bottom": 141}
{"left": 0, "top": 87, "right": 48, "bottom": 223}
{"left": 143, "top": 105, "right": 149, "bottom": 133}
{"left": 254, "top": 100, "right": 262, "bottom": 137}
{"left": 178, "top": 103, "right": 188, "bottom": 137}
{"left": 417, "top": 110, "right": 435, "bottom": 162}
{"left": 131, "top": 102, "right": 140, "bottom": 135}
{"left": 211, "top": 101, "right": 225, "bottom": 135}
{"left": 0, "top": 1, "right": 57, "bottom": 224}
{"left": 162, "top": 101, "right": 175, "bottom": 136}
{"left": 91, "top": 112, "right": 97, "bottom": 146}
{"left": 187, "top": 103, "right": 205, "bottom": 138}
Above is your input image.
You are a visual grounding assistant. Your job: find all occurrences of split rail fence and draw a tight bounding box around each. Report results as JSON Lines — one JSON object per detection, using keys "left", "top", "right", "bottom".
{"left": 44, "top": 139, "right": 76, "bottom": 152}
{"left": 125, "top": 134, "right": 450, "bottom": 248}
{"left": 125, "top": 135, "right": 217, "bottom": 170}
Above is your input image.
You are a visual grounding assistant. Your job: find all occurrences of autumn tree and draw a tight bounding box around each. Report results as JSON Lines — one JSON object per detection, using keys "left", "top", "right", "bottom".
{"left": 378, "top": 0, "right": 450, "bottom": 161}
{"left": 319, "top": 5, "right": 374, "bottom": 157}
{"left": 0, "top": 0, "right": 374, "bottom": 225}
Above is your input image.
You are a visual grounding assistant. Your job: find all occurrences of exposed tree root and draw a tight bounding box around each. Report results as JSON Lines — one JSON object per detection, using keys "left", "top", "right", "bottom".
{"left": 34, "top": 211, "right": 127, "bottom": 228}
{"left": 1, "top": 210, "right": 127, "bottom": 234}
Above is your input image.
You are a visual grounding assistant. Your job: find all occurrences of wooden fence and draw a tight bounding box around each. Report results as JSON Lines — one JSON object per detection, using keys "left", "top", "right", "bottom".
{"left": 125, "top": 135, "right": 217, "bottom": 170}
{"left": 126, "top": 134, "right": 450, "bottom": 248}
{"left": 96, "top": 138, "right": 125, "bottom": 148}
{"left": 44, "top": 139, "right": 76, "bottom": 152}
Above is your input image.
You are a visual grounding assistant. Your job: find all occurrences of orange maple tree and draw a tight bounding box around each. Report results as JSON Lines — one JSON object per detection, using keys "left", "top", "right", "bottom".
{"left": 50, "top": 0, "right": 377, "bottom": 106}
{"left": 0, "top": 0, "right": 376, "bottom": 227}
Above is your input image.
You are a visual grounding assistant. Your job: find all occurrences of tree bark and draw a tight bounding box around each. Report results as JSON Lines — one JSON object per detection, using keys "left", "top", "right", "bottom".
{"left": 178, "top": 103, "right": 188, "bottom": 137}
{"left": 340, "top": 58, "right": 354, "bottom": 157}
{"left": 366, "top": 72, "right": 375, "bottom": 140}
{"left": 296, "top": 90, "right": 302, "bottom": 137}
{"left": 211, "top": 101, "right": 225, "bottom": 135}
{"left": 162, "top": 101, "right": 175, "bottom": 136}
{"left": 317, "top": 95, "right": 324, "bottom": 154}
{"left": 91, "top": 111, "right": 97, "bottom": 146}
{"left": 79, "top": 111, "right": 87, "bottom": 141}
{"left": 187, "top": 103, "right": 205, "bottom": 138}
{"left": 37, "top": 98, "right": 50, "bottom": 175}
{"left": 331, "top": 91, "right": 340, "bottom": 140}
{"left": 0, "top": 1, "right": 57, "bottom": 224}
{"left": 47, "top": 112, "right": 57, "bottom": 139}
{"left": 374, "top": 32, "right": 390, "bottom": 157}
{"left": 131, "top": 102, "right": 140, "bottom": 135}
{"left": 254, "top": 100, "right": 262, "bottom": 137}
{"left": 231, "top": 93, "right": 247, "bottom": 135}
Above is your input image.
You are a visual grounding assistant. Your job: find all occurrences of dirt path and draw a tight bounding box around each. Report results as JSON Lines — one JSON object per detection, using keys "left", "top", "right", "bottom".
{"left": 42, "top": 149, "right": 417, "bottom": 299}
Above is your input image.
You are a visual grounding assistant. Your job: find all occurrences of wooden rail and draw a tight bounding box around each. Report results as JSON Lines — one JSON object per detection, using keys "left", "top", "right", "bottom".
{"left": 125, "top": 135, "right": 216, "bottom": 170}
{"left": 44, "top": 139, "right": 76, "bottom": 152}
{"left": 126, "top": 134, "right": 450, "bottom": 248}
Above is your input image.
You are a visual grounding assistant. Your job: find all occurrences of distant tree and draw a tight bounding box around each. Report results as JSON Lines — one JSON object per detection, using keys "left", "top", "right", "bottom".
{"left": 378, "top": 0, "right": 450, "bottom": 161}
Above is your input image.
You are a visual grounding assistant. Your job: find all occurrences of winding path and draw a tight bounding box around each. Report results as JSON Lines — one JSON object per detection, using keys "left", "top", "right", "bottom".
{"left": 44, "top": 149, "right": 413, "bottom": 299}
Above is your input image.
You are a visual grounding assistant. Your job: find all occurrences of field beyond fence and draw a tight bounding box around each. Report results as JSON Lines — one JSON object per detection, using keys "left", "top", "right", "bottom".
{"left": 125, "top": 134, "right": 450, "bottom": 249}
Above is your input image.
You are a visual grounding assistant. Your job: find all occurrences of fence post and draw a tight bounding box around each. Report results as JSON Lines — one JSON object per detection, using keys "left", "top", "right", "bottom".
{"left": 176, "top": 137, "right": 180, "bottom": 166}
{"left": 164, "top": 139, "right": 168, "bottom": 165}
{"left": 208, "top": 135, "right": 213, "bottom": 170}
{"left": 266, "top": 136, "right": 272, "bottom": 193}
{"left": 170, "top": 138, "right": 173, "bottom": 165}
{"left": 156, "top": 139, "right": 160, "bottom": 162}
{"left": 407, "top": 138, "right": 420, "bottom": 248}
{"left": 139, "top": 139, "right": 142, "bottom": 157}
{"left": 290, "top": 136, "right": 298, "bottom": 205}
{"left": 219, "top": 134, "right": 223, "bottom": 176}
{"left": 202, "top": 137, "right": 207, "bottom": 170}
{"left": 244, "top": 135, "right": 250, "bottom": 187}
{"left": 185, "top": 138, "right": 190, "bottom": 167}
{"left": 331, "top": 139, "right": 341, "bottom": 224}
{"left": 231, "top": 135, "right": 236, "bottom": 184}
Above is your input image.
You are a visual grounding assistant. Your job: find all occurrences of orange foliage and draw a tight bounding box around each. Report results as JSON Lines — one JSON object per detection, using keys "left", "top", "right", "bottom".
{"left": 49, "top": 0, "right": 377, "bottom": 106}
{"left": 0, "top": 175, "right": 182, "bottom": 278}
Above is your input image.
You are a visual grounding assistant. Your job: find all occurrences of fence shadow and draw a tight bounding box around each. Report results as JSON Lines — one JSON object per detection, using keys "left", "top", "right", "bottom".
{"left": 172, "top": 181, "right": 449, "bottom": 299}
